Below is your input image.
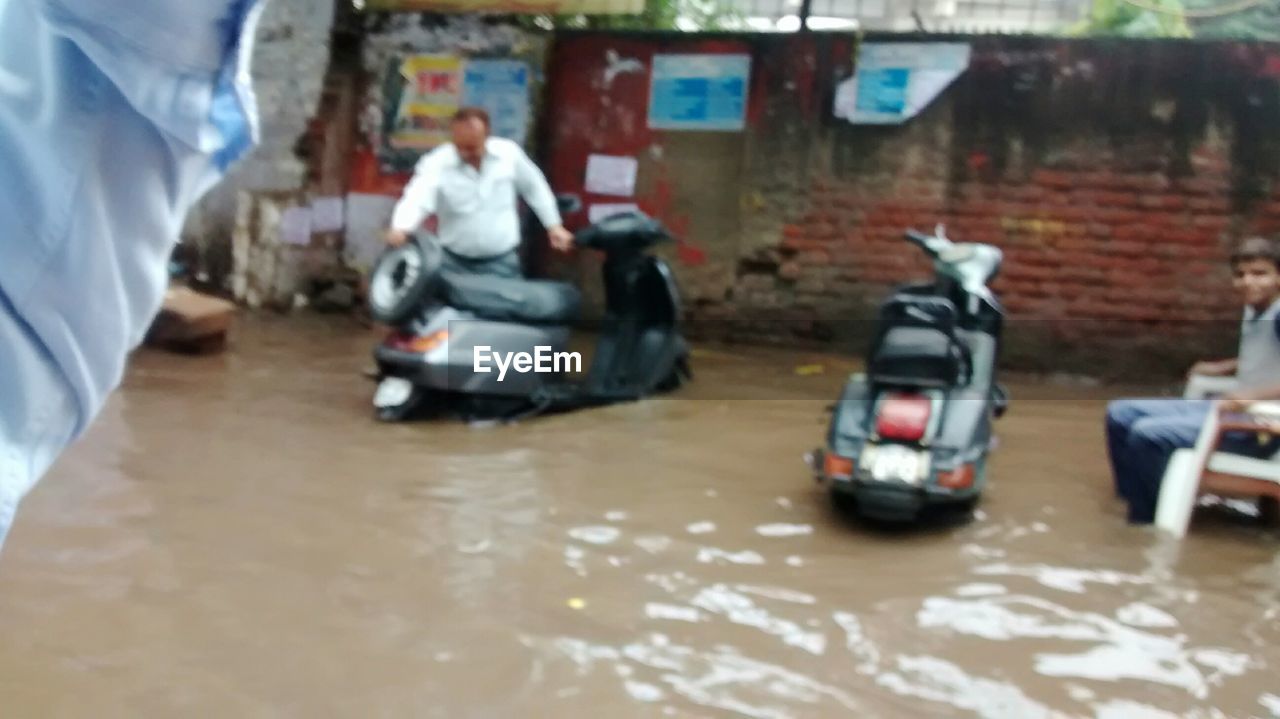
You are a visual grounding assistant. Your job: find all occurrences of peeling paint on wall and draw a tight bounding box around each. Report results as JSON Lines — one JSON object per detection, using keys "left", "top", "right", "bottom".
{"left": 603, "top": 49, "right": 645, "bottom": 88}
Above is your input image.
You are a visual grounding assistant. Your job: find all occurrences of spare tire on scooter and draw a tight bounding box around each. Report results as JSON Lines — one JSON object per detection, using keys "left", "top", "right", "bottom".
{"left": 368, "top": 239, "right": 443, "bottom": 325}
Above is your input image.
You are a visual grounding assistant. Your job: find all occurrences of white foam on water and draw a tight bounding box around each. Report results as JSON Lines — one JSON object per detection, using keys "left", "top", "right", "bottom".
{"left": 569, "top": 526, "right": 621, "bottom": 545}
{"left": 755, "top": 523, "right": 814, "bottom": 538}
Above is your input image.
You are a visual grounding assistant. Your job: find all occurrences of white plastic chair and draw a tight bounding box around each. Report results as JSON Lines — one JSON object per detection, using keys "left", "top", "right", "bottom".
{"left": 1154, "top": 375, "right": 1280, "bottom": 537}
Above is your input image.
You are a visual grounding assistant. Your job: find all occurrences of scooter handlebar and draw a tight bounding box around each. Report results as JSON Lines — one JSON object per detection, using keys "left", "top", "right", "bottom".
{"left": 904, "top": 229, "right": 938, "bottom": 256}
{"left": 573, "top": 210, "right": 671, "bottom": 251}
{"left": 904, "top": 229, "right": 931, "bottom": 243}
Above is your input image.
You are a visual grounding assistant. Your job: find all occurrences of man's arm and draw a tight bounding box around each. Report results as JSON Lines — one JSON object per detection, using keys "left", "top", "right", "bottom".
{"left": 1190, "top": 358, "right": 1239, "bottom": 378}
{"left": 513, "top": 147, "right": 562, "bottom": 229}
{"left": 512, "top": 145, "right": 574, "bottom": 251}
{"left": 388, "top": 151, "right": 443, "bottom": 243}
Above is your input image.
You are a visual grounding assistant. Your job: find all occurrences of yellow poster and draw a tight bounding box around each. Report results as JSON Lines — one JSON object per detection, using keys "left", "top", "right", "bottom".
{"left": 390, "top": 55, "right": 463, "bottom": 151}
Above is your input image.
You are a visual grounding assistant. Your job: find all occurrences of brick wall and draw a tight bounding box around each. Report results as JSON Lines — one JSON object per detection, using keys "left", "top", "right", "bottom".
{"left": 546, "top": 33, "right": 1280, "bottom": 378}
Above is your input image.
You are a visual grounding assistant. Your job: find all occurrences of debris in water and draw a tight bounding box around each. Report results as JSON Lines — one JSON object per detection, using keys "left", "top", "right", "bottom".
{"left": 145, "top": 286, "right": 234, "bottom": 354}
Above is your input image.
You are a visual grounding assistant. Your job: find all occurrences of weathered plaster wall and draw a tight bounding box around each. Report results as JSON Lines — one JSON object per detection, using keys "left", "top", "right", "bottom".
{"left": 181, "top": 0, "right": 338, "bottom": 292}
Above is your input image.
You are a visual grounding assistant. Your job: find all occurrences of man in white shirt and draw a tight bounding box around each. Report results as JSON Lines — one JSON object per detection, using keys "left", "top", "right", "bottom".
{"left": 385, "top": 107, "right": 573, "bottom": 279}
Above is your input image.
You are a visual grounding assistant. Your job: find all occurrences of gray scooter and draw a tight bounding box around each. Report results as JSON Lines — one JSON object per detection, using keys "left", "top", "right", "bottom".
{"left": 368, "top": 198, "right": 691, "bottom": 421}
{"left": 810, "top": 225, "right": 1009, "bottom": 521}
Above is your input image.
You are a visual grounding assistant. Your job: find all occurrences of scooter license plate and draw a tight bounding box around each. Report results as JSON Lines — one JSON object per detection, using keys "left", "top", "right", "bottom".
{"left": 374, "top": 377, "right": 414, "bottom": 408}
{"left": 861, "top": 444, "right": 928, "bottom": 485}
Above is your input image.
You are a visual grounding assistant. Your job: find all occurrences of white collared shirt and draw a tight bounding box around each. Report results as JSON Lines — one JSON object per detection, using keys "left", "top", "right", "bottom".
{"left": 390, "top": 137, "right": 562, "bottom": 258}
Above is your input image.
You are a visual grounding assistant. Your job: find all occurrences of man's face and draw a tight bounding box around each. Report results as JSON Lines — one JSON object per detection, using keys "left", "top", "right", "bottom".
{"left": 1233, "top": 258, "right": 1280, "bottom": 309}
{"left": 451, "top": 118, "right": 488, "bottom": 168}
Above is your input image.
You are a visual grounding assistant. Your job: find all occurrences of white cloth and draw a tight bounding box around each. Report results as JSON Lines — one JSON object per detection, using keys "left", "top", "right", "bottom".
{"left": 390, "top": 137, "right": 562, "bottom": 259}
{"left": 0, "top": 0, "right": 262, "bottom": 548}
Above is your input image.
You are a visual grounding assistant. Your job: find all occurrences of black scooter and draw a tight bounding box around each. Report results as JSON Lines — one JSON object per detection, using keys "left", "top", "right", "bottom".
{"left": 367, "top": 199, "right": 691, "bottom": 421}
{"left": 810, "top": 224, "right": 1009, "bottom": 521}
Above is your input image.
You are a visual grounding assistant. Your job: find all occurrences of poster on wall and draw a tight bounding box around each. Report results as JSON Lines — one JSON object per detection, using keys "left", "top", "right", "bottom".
{"left": 584, "top": 154, "right": 638, "bottom": 197}
{"left": 462, "top": 59, "right": 530, "bottom": 145}
{"left": 389, "top": 55, "right": 464, "bottom": 151}
{"left": 379, "top": 54, "right": 535, "bottom": 173}
{"left": 647, "top": 54, "right": 751, "bottom": 131}
{"left": 833, "top": 43, "right": 971, "bottom": 125}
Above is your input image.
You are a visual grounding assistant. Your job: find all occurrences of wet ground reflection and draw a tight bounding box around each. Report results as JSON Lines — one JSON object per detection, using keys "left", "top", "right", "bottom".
{"left": 1, "top": 316, "right": 1277, "bottom": 718}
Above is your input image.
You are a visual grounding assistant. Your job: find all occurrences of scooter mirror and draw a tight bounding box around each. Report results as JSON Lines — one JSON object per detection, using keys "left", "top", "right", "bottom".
{"left": 556, "top": 193, "right": 583, "bottom": 215}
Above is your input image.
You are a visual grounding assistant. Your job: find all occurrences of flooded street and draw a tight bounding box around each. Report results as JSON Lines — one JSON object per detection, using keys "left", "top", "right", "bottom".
{"left": 1, "top": 316, "right": 1278, "bottom": 718}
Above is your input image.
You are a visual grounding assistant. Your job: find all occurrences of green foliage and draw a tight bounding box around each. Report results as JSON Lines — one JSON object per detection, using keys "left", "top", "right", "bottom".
{"left": 521, "top": 0, "right": 741, "bottom": 31}
{"left": 1189, "top": 0, "right": 1280, "bottom": 40}
{"left": 1069, "top": 0, "right": 1193, "bottom": 37}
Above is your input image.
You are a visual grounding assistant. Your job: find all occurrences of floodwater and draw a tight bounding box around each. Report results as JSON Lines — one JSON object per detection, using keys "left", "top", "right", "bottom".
{"left": 1, "top": 316, "right": 1278, "bottom": 719}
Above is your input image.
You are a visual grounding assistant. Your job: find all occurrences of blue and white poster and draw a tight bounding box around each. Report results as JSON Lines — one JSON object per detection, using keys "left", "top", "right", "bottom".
{"left": 834, "top": 43, "right": 971, "bottom": 125}
{"left": 462, "top": 59, "right": 530, "bottom": 144}
{"left": 648, "top": 54, "right": 751, "bottom": 131}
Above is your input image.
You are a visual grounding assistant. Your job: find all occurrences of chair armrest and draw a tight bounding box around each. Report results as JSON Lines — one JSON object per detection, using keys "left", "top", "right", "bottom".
{"left": 1245, "top": 401, "right": 1280, "bottom": 421}
{"left": 1215, "top": 403, "right": 1280, "bottom": 435}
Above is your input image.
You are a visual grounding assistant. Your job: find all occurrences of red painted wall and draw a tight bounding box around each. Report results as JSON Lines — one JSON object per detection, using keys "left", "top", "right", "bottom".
{"left": 540, "top": 34, "right": 762, "bottom": 268}
{"left": 542, "top": 32, "right": 1280, "bottom": 376}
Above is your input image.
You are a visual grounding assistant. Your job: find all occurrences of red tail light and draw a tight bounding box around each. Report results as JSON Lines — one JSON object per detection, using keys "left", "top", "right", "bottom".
{"left": 938, "top": 464, "right": 975, "bottom": 489}
{"left": 875, "top": 393, "right": 932, "bottom": 442}
{"left": 824, "top": 451, "right": 854, "bottom": 479}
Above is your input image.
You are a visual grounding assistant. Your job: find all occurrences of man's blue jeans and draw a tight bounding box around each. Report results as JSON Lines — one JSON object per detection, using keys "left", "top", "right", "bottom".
{"left": 1106, "top": 398, "right": 1274, "bottom": 523}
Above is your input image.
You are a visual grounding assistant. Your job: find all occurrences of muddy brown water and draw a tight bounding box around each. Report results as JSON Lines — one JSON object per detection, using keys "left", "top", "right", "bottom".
{"left": 1, "top": 316, "right": 1278, "bottom": 718}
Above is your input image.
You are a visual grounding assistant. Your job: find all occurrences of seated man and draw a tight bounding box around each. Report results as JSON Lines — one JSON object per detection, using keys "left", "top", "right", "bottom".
{"left": 1107, "top": 237, "right": 1280, "bottom": 523}
{"left": 384, "top": 106, "right": 573, "bottom": 279}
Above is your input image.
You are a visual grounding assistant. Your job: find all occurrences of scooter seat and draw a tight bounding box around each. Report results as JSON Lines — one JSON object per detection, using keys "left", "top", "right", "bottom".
{"left": 868, "top": 326, "right": 968, "bottom": 388}
{"left": 442, "top": 274, "right": 581, "bottom": 324}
